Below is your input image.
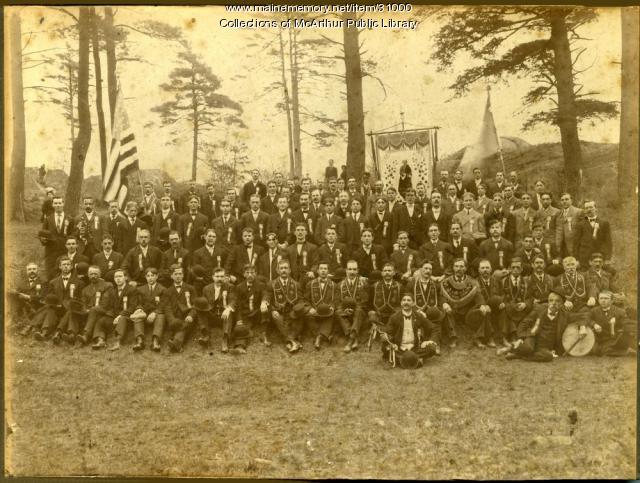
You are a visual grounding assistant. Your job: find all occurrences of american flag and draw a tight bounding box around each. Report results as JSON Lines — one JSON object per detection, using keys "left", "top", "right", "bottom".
{"left": 102, "top": 87, "right": 139, "bottom": 209}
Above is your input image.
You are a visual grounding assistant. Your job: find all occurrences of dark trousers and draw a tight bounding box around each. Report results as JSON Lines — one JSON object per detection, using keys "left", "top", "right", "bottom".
{"left": 512, "top": 336, "right": 554, "bottom": 362}
{"left": 308, "top": 314, "right": 335, "bottom": 339}
{"left": 114, "top": 316, "right": 142, "bottom": 342}
{"left": 272, "top": 312, "right": 303, "bottom": 342}
{"left": 338, "top": 308, "right": 366, "bottom": 338}
{"left": 166, "top": 315, "right": 194, "bottom": 348}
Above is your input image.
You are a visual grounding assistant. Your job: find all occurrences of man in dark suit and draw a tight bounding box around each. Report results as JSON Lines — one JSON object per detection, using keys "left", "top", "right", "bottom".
{"left": 290, "top": 192, "right": 318, "bottom": 243}
{"left": 392, "top": 188, "right": 425, "bottom": 249}
{"left": 190, "top": 228, "right": 228, "bottom": 280}
{"left": 55, "top": 237, "right": 90, "bottom": 276}
{"left": 452, "top": 169, "right": 465, "bottom": 199}
{"left": 478, "top": 219, "right": 515, "bottom": 273}
{"left": 464, "top": 167, "right": 486, "bottom": 198}
{"left": 240, "top": 169, "right": 267, "bottom": 204}
{"left": 177, "top": 196, "right": 209, "bottom": 253}
{"left": 134, "top": 267, "right": 167, "bottom": 351}
{"left": 74, "top": 265, "right": 116, "bottom": 346}
{"left": 344, "top": 198, "right": 367, "bottom": 251}
{"left": 151, "top": 195, "right": 180, "bottom": 246}
{"left": 161, "top": 264, "right": 197, "bottom": 352}
{"left": 225, "top": 187, "right": 246, "bottom": 220}
{"left": 336, "top": 259, "right": 370, "bottom": 350}
{"left": 229, "top": 264, "right": 270, "bottom": 348}
{"left": 198, "top": 267, "right": 235, "bottom": 351}
{"left": 42, "top": 196, "right": 75, "bottom": 279}
{"left": 180, "top": 180, "right": 202, "bottom": 214}
{"left": 261, "top": 181, "right": 280, "bottom": 215}
{"left": 114, "top": 201, "right": 149, "bottom": 256}
{"left": 226, "top": 227, "right": 265, "bottom": 283}
{"left": 239, "top": 194, "right": 271, "bottom": 246}
{"left": 257, "top": 232, "right": 289, "bottom": 282}
{"left": 418, "top": 224, "right": 453, "bottom": 278}
{"left": 424, "top": 191, "right": 451, "bottom": 242}
{"left": 572, "top": 200, "right": 612, "bottom": 269}
{"left": 447, "top": 221, "right": 478, "bottom": 273}
{"left": 201, "top": 183, "right": 221, "bottom": 222}
{"left": 92, "top": 235, "right": 123, "bottom": 282}
{"left": 41, "top": 187, "right": 55, "bottom": 223}
{"left": 105, "top": 200, "right": 126, "bottom": 241}
{"left": 267, "top": 196, "right": 295, "bottom": 246}
{"left": 324, "top": 158, "right": 338, "bottom": 183}
{"left": 367, "top": 197, "right": 394, "bottom": 254}
{"left": 315, "top": 198, "right": 345, "bottom": 245}
{"left": 488, "top": 171, "right": 506, "bottom": 197}
{"left": 285, "top": 223, "right": 318, "bottom": 284}
{"left": 501, "top": 290, "right": 567, "bottom": 362}
{"left": 351, "top": 228, "right": 388, "bottom": 278}
{"left": 370, "top": 263, "right": 403, "bottom": 330}
{"left": 589, "top": 290, "right": 635, "bottom": 356}
{"left": 304, "top": 261, "right": 340, "bottom": 350}
{"left": 314, "top": 226, "right": 349, "bottom": 275}
{"left": 138, "top": 181, "right": 159, "bottom": 226}
{"left": 211, "top": 199, "right": 240, "bottom": 247}
{"left": 121, "top": 228, "right": 163, "bottom": 285}
{"left": 75, "top": 196, "right": 107, "bottom": 259}
{"left": 161, "top": 230, "right": 191, "bottom": 288}
{"left": 13, "top": 263, "right": 47, "bottom": 333}
{"left": 433, "top": 169, "right": 450, "bottom": 195}
{"left": 389, "top": 231, "right": 419, "bottom": 282}
{"left": 484, "top": 192, "right": 516, "bottom": 245}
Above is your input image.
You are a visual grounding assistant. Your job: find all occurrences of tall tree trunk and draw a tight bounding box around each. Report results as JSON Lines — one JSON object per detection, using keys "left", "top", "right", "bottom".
{"left": 619, "top": 7, "right": 639, "bottom": 201}
{"left": 9, "top": 12, "right": 26, "bottom": 221}
{"left": 549, "top": 12, "right": 583, "bottom": 201}
{"left": 289, "top": 27, "right": 302, "bottom": 177}
{"left": 65, "top": 8, "right": 92, "bottom": 217}
{"left": 192, "top": 74, "right": 199, "bottom": 181}
{"left": 90, "top": 8, "right": 108, "bottom": 178}
{"left": 68, "top": 60, "right": 75, "bottom": 146}
{"left": 343, "top": 12, "right": 366, "bottom": 179}
{"left": 104, "top": 6, "right": 117, "bottom": 120}
{"left": 278, "top": 26, "right": 295, "bottom": 178}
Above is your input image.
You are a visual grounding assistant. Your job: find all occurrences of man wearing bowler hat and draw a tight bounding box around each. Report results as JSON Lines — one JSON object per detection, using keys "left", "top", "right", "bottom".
{"left": 379, "top": 294, "right": 438, "bottom": 368}
{"left": 305, "top": 262, "right": 339, "bottom": 350}
{"left": 500, "top": 290, "right": 567, "bottom": 362}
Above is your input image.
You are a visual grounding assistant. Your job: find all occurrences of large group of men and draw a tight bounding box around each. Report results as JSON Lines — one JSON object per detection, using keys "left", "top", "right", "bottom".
{"left": 10, "top": 164, "right": 635, "bottom": 366}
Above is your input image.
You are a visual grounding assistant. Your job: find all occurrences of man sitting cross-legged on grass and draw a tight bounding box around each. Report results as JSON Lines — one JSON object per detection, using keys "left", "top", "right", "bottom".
{"left": 162, "top": 264, "right": 197, "bottom": 353}
{"left": 34, "top": 256, "right": 84, "bottom": 342}
{"left": 336, "top": 260, "right": 370, "bottom": 353}
{"left": 305, "top": 261, "right": 339, "bottom": 350}
{"left": 588, "top": 290, "right": 636, "bottom": 357}
{"left": 265, "top": 259, "right": 308, "bottom": 353}
{"left": 197, "top": 267, "right": 234, "bottom": 352}
{"left": 500, "top": 290, "right": 567, "bottom": 362}
{"left": 226, "top": 264, "right": 270, "bottom": 352}
{"left": 134, "top": 267, "right": 167, "bottom": 352}
{"left": 379, "top": 294, "right": 439, "bottom": 368}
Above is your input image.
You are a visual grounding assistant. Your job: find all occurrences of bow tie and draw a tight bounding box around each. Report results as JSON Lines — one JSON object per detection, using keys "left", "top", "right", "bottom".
{"left": 589, "top": 218, "right": 597, "bottom": 222}
{"left": 62, "top": 277, "right": 70, "bottom": 282}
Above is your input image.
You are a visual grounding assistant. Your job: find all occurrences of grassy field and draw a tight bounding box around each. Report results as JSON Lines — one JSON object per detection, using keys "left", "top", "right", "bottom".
{"left": 4, "top": 221, "right": 637, "bottom": 479}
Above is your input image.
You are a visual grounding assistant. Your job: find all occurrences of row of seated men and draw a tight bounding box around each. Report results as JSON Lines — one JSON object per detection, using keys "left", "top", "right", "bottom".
{"left": 12, "top": 240, "right": 633, "bottom": 362}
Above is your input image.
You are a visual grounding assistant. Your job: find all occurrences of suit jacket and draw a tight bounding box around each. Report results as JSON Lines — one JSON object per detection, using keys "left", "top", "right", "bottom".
{"left": 290, "top": 209, "right": 318, "bottom": 243}
{"left": 367, "top": 211, "right": 394, "bottom": 252}
{"left": 15, "top": 276, "right": 48, "bottom": 309}
{"left": 498, "top": 275, "right": 532, "bottom": 321}
{"left": 211, "top": 215, "right": 240, "bottom": 247}
{"left": 512, "top": 207, "right": 541, "bottom": 243}
{"left": 536, "top": 206, "right": 561, "bottom": 247}
{"left": 477, "top": 237, "right": 515, "bottom": 271}
{"left": 371, "top": 280, "right": 402, "bottom": 317}
{"left": 121, "top": 245, "right": 164, "bottom": 283}
{"left": 92, "top": 250, "right": 124, "bottom": 279}
{"left": 239, "top": 210, "right": 271, "bottom": 246}
{"left": 573, "top": 216, "right": 612, "bottom": 265}
{"left": 241, "top": 181, "right": 267, "bottom": 203}
{"left": 304, "top": 277, "right": 339, "bottom": 309}
{"left": 503, "top": 196, "right": 522, "bottom": 214}
{"left": 553, "top": 272, "right": 590, "bottom": 310}
{"left": 452, "top": 181, "right": 465, "bottom": 199}
{"left": 138, "top": 193, "right": 160, "bottom": 222}
{"left": 315, "top": 213, "right": 345, "bottom": 245}
{"left": 261, "top": 194, "right": 280, "bottom": 215}
{"left": 257, "top": 247, "right": 290, "bottom": 281}
{"left": 177, "top": 212, "right": 208, "bottom": 252}
{"left": 226, "top": 244, "right": 265, "bottom": 280}
{"left": 476, "top": 274, "right": 503, "bottom": 304}
{"left": 114, "top": 217, "right": 149, "bottom": 256}
{"left": 81, "top": 279, "right": 115, "bottom": 316}
{"left": 464, "top": 179, "right": 487, "bottom": 198}
{"left": 202, "top": 282, "right": 233, "bottom": 314}
{"left": 554, "top": 205, "right": 583, "bottom": 256}
{"left": 452, "top": 208, "right": 486, "bottom": 241}
{"left": 285, "top": 242, "right": 318, "bottom": 281}
{"left": 162, "top": 283, "right": 197, "bottom": 321}
{"left": 265, "top": 277, "right": 303, "bottom": 313}
{"left": 105, "top": 213, "right": 127, "bottom": 241}
{"left": 589, "top": 305, "right": 630, "bottom": 344}
{"left": 526, "top": 272, "right": 556, "bottom": 304}
{"left": 337, "top": 276, "right": 369, "bottom": 312}
{"left": 351, "top": 244, "right": 388, "bottom": 277}
{"left": 43, "top": 212, "right": 76, "bottom": 255}
{"left": 151, "top": 210, "right": 180, "bottom": 244}
{"left": 446, "top": 236, "right": 478, "bottom": 272}
{"left": 315, "top": 243, "right": 349, "bottom": 274}
{"left": 343, "top": 213, "right": 368, "bottom": 249}
{"left": 383, "top": 309, "right": 435, "bottom": 347}
{"left": 107, "top": 283, "right": 139, "bottom": 318}
{"left": 514, "top": 247, "right": 544, "bottom": 276}
{"left": 517, "top": 304, "right": 566, "bottom": 350}
{"left": 200, "top": 195, "right": 221, "bottom": 221}
{"left": 55, "top": 252, "right": 90, "bottom": 275}
{"left": 190, "top": 245, "right": 228, "bottom": 278}
{"left": 484, "top": 209, "right": 516, "bottom": 244}
{"left": 423, "top": 208, "right": 451, "bottom": 241}
{"left": 389, "top": 247, "right": 420, "bottom": 275}
{"left": 473, "top": 197, "right": 494, "bottom": 216}
{"left": 267, "top": 211, "right": 295, "bottom": 245}
{"left": 530, "top": 237, "right": 559, "bottom": 263}
{"left": 162, "top": 247, "right": 191, "bottom": 282}
{"left": 136, "top": 282, "right": 167, "bottom": 314}
{"left": 392, "top": 204, "right": 425, "bottom": 247}
{"left": 442, "top": 196, "right": 462, "bottom": 216}
{"left": 584, "top": 268, "right": 619, "bottom": 298}
{"left": 180, "top": 189, "right": 202, "bottom": 214}
{"left": 230, "top": 279, "right": 268, "bottom": 318}
{"left": 418, "top": 239, "right": 453, "bottom": 276}
{"left": 48, "top": 274, "right": 85, "bottom": 309}
{"left": 404, "top": 278, "right": 440, "bottom": 309}
{"left": 75, "top": 212, "right": 107, "bottom": 255}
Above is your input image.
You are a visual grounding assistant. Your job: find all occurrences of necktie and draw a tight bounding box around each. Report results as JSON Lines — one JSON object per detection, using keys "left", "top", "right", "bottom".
{"left": 56, "top": 216, "right": 62, "bottom": 231}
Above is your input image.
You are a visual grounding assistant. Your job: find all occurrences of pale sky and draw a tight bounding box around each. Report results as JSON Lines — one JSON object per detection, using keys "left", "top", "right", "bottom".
{"left": 6, "top": 6, "right": 622, "bottom": 183}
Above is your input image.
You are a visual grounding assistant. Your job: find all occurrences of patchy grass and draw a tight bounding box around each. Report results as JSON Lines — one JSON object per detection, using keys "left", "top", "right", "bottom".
{"left": 4, "top": 222, "right": 637, "bottom": 479}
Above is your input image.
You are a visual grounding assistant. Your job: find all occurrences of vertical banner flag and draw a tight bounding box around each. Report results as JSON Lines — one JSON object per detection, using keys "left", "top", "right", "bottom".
{"left": 371, "top": 128, "right": 438, "bottom": 196}
{"left": 103, "top": 87, "right": 140, "bottom": 209}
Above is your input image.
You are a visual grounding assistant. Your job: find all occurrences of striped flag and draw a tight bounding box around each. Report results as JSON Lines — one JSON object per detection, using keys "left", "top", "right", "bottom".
{"left": 103, "top": 87, "right": 139, "bottom": 208}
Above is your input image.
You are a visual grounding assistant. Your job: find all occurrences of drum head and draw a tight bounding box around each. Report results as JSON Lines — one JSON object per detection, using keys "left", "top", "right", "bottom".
{"left": 562, "top": 322, "right": 595, "bottom": 357}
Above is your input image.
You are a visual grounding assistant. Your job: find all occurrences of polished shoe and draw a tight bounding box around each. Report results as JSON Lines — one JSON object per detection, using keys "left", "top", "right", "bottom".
{"left": 132, "top": 337, "right": 144, "bottom": 351}
{"left": 167, "top": 339, "right": 177, "bottom": 353}
{"left": 34, "top": 330, "right": 46, "bottom": 341}
{"left": 474, "top": 340, "right": 486, "bottom": 349}
{"left": 62, "top": 332, "right": 76, "bottom": 344}
{"left": 350, "top": 339, "right": 359, "bottom": 351}
{"left": 232, "top": 346, "right": 247, "bottom": 355}
{"left": 52, "top": 331, "right": 62, "bottom": 345}
{"left": 92, "top": 337, "right": 106, "bottom": 349}
{"left": 108, "top": 341, "right": 121, "bottom": 351}
{"left": 487, "top": 339, "right": 497, "bottom": 348}
{"left": 314, "top": 335, "right": 322, "bottom": 350}
{"left": 505, "top": 352, "right": 518, "bottom": 360}
{"left": 197, "top": 337, "right": 209, "bottom": 347}
{"left": 496, "top": 346, "right": 511, "bottom": 356}
{"left": 76, "top": 333, "right": 88, "bottom": 345}
{"left": 151, "top": 338, "right": 161, "bottom": 352}
{"left": 221, "top": 339, "right": 229, "bottom": 353}
{"left": 448, "top": 340, "right": 457, "bottom": 349}
{"left": 343, "top": 342, "right": 352, "bottom": 353}
{"left": 288, "top": 341, "right": 301, "bottom": 353}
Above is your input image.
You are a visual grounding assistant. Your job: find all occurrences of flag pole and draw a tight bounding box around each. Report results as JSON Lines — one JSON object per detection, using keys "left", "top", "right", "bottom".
{"left": 487, "top": 85, "right": 507, "bottom": 175}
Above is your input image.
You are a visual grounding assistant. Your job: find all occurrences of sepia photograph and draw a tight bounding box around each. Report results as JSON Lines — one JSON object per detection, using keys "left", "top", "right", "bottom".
{"left": 3, "top": 3, "right": 638, "bottom": 479}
